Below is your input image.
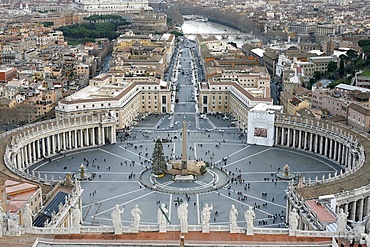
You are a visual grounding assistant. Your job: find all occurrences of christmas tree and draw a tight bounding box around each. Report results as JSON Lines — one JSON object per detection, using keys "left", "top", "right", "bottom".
{"left": 151, "top": 138, "right": 166, "bottom": 175}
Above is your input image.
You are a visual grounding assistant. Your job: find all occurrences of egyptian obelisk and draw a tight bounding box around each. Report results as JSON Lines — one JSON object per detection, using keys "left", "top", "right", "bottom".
{"left": 181, "top": 121, "right": 188, "bottom": 175}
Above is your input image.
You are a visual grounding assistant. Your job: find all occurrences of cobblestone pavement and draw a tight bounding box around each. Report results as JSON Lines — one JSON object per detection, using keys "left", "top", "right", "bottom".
{"left": 29, "top": 126, "right": 341, "bottom": 229}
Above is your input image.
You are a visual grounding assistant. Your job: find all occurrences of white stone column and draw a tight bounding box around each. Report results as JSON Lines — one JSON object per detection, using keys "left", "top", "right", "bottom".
{"left": 57, "top": 133, "right": 61, "bottom": 152}
{"left": 358, "top": 198, "right": 364, "bottom": 221}
{"left": 78, "top": 128, "right": 85, "bottom": 147}
{"left": 292, "top": 129, "right": 296, "bottom": 148}
{"left": 41, "top": 137, "right": 46, "bottom": 158}
{"left": 337, "top": 143, "right": 342, "bottom": 163}
{"left": 98, "top": 126, "right": 101, "bottom": 145}
{"left": 101, "top": 126, "right": 105, "bottom": 145}
{"left": 309, "top": 133, "right": 313, "bottom": 152}
{"left": 28, "top": 143, "right": 32, "bottom": 164}
{"left": 304, "top": 131, "right": 308, "bottom": 150}
{"left": 341, "top": 145, "right": 346, "bottom": 166}
{"left": 324, "top": 137, "right": 329, "bottom": 157}
{"left": 16, "top": 153, "right": 21, "bottom": 170}
{"left": 86, "top": 128, "right": 90, "bottom": 146}
{"left": 74, "top": 130, "right": 78, "bottom": 148}
{"left": 92, "top": 127, "right": 96, "bottom": 146}
{"left": 23, "top": 145, "right": 28, "bottom": 166}
{"left": 37, "top": 139, "right": 41, "bottom": 160}
{"left": 275, "top": 127, "right": 279, "bottom": 145}
{"left": 350, "top": 200, "right": 357, "bottom": 220}
{"left": 298, "top": 130, "right": 302, "bottom": 149}
{"left": 319, "top": 136, "right": 323, "bottom": 155}
{"left": 280, "top": 127, "right": 284, "bottom": 145}
{"left": 68, "top": 131, "right": 72, "bottom": 150}
{"left": 62, "top": 132, "right": 66, "bottom": 150}
{"left": 287, "top": 128, "right": 291, "bottom": 147}
{"left": 352, "top": 153, "right": 356, "bottom": 168}
{"left": 344, "top": 203, "right": 349, "bottom": 214}
{"left": 46, "top": 136, "right": 51, "bottom": 156}
{"left": 346, "top": 148, "right": 350, "bottom": 168}
{"left": 111, "top": 125, "right": 116, "bottom": 144}
{"left": 20, "top": 147, "right": 25, "bottom": 169}
{"left": 51, "top": 134, "right": 56, "bottom": 155}
{"left": 315, "top": 134, "right": 319, "bottom": 153}
{"left": 32, "top": 141, "right": 36, "bottom": 162}
{"left": 333, "top": 140, "right": 337, "bottom": 160}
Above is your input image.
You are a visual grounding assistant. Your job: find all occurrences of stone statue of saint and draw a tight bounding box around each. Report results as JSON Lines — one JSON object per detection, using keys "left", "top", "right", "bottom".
{"left": 22, "top": 203, "right": 33, "bottom": 228}
{"left": 244, "top": 206, "right": 255, "bottom": 232}
{"left": 337, "top": 208, "right": 348, "bottom": 233}
{"left": 201, "top": 203, "right": 213, "bottom": 227}
{"left": 71, "top": 206, "right": 81, "bottom": 228}
{"left": 131, "top": 204, "right": 142, "bottom": 232}
{"left": 229, "top": 204, "right": 238, "bottom": 228}
{"left": 157, "top": 203, "right": 168, "bottom": 232}
{"left": 177, "top": 202, "right": 188, "bottom": 233}
{"left": 111, "top": 204, "right": 124, "bottom": 234}
{"left": 289, "top": 208, "right": 300, "bottom": 230}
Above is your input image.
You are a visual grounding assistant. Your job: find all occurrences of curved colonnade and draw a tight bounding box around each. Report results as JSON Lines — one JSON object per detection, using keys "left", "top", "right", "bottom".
{"left": 1, "top": 114, "right": 117, "bottom": 184}
{"left": 0, "top": 113, "right": 369, "bottom": 235}
{"left": 274, "top": 114, "right": 370, "bottom": 231}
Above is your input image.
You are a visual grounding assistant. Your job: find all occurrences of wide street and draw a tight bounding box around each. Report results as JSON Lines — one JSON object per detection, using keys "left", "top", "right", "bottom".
{"left": 29, "top": 38, "right": 342, "bottom": 229}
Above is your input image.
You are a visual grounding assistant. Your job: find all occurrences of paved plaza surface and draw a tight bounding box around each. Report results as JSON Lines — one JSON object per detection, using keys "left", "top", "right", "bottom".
{"left": 29, "top": 126, "right": 341, "bottom": 229}
{"left": 28, "top": 38, "right": 342, "bottom": 230}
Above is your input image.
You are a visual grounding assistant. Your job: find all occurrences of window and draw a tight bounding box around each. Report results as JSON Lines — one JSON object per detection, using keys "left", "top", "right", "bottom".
{"left": 203, "top": 96, "right": 207, "bottom": 104}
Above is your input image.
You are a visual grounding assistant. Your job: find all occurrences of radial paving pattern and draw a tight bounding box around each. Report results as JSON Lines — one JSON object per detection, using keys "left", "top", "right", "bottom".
{"left": 29, "top": 125, "right": 342, "bottom": 229}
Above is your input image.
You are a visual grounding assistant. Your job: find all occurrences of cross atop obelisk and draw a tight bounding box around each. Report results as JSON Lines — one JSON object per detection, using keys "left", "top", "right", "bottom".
{"left": 181, "top": 121, "right": 188, "bottom": 176}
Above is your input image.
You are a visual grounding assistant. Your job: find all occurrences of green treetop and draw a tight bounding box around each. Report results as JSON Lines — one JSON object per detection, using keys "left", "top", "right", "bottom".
{"left": 151, "top": 138, "right": 166, "bottom": 175}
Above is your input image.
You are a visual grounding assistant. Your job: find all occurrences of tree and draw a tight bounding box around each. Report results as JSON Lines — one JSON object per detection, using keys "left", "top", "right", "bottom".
{"left": 358, "top": 39, "right": 370, "bottom": 47}
{"left": 151, "top": 139, "right": 166, "bottom": 175}
{"left": 327, "top": 61, "right": 337, "bottom": 73}
{"left": 339, "top": 58, "right": 345, "bottom": 76}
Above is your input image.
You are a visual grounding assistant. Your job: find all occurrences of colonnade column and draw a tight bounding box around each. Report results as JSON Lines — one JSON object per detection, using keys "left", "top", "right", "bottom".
{"left": 63, "top": 132, "right": 66, "bottom": 150}
{"left": 111, "top": 125, "right": 116, "bottom": 144}
{"left": 292, "top": 129, "right": 296, "bottom": 148}
{"left": 333, "top": 140, "right": 338, "bottom": 161}
{"left": 341, "top": 145, "right": 346, "bottom": 166}
{"left": 80, "top": 129, "right": 84, "bottom": 147}
{"left": 74, "top": 130, "right": 78, "bottom": 149}
{"left": 358, "top": 198, "right": 364, "bottom": 221}
{"left": 275, "top": 127, "right": 279, "bottom": 145}
{"left": 344, "top": 203, "right": 349, "bottom": 215}
{"left": 46, "top": 136, "right": 51, "bottom": 156}
{"left": 86, "top": 128, "right": 90, "bottom": 146}
{"left": 57, "top": 133, "right": 61, "bottom": 152}
{"left": 102, "top": 126, "right": 105, "bottom": 145}
{"left": 28, "top": 143, "right": 32, "bottom": 164}
{"left": 92, "top": 128, "right": 96, "bottom": 146}
{"left": 346, "top": 148, "right": 350, "bottom": 168}
{"left": 324, "top": 137, "right": 329, "bottom": 157}
{"left": 280, "top": 127, "right": 284, "bottom": 145}
{"left": 41, "top": 137, "right": 46, "bottom": 158}
{"left": 352, "top": 153, "right": 356, "bottom": 169}
{"left": 350, "top": 200, "right": 357, "bottom": 220}
{"left": 68, "top": 131, "right": 72, "bottom": 150}
{"left": 51, "top": 134, "right": 55, "bottom": 155}
{"left": 304, "top": 131, "right": 308, "bottom": 150}
{"left": 32, "top": 141, "right": 36, "bottom": 162}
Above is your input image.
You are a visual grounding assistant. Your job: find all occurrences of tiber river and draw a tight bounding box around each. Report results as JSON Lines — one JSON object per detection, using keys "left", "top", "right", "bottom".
{"left": 181, "top": 20, "right": 252, "bottom": 48}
